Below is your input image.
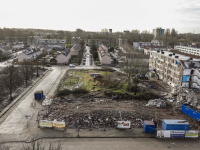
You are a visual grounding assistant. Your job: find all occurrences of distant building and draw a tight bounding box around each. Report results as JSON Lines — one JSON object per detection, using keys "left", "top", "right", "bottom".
{"left": 88, "top": 39, "right": 106, "bottom": 46}
{"left": 0, "top": 45, "right": 12, "bottom": 54}
{"left": 71, "top": 37, "right": 81, "bottom": 46}
{"left": 133, "top": 39, "right": 164, "bottom": 50}
{"left": 56, "top": 50, "right": 71, "bottom": 64}
{"left": 17, "top": 48, "right": 41, "bottom": 62}
{"left": 97, "top": 44, "right": 111, "bottom": 65}
{"left": 70, "top": 44, "right": 80, "bottom": 56}
{"left": 174, "top": 45, "right": 200, "bottom": 56}
{"left": 144, "top": 46, "right": 167, "bottom": 55}
{"left": 153, "top": 27, "right": 165, "bottom": 39}
{"left": 109, "top": 29, "right": 112, "bottom": 35}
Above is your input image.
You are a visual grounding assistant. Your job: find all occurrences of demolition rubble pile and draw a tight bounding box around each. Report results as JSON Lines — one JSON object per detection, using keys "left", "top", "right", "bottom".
{"left": 146, "top": 99, "right": 166, "bottom": 108}
{"left": 40, "top": 98, "right": 156, "bottom": 129}
{"left": 176, "top": 89, "right": 200, "bottom": 109}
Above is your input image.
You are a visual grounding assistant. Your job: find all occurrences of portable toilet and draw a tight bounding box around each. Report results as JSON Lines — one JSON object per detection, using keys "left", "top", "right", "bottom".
{"left": 143, "top": 121, "right": 155, "bottom": 133}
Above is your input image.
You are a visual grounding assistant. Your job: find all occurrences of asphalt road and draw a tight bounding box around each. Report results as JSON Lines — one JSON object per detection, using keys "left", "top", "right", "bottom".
{"left": 0, "top": 50, "right": 22, "bottom": 67}
{"left": 2, "top": 138, "right": 200, "bottom": 150}
{"left": 0, "top": 66, "right": 66, "bottom": 134}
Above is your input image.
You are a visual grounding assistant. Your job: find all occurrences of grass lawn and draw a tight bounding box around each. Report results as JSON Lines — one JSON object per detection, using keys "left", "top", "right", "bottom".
{"left": 64, "top": 70, "right": 135, "bottom": 94}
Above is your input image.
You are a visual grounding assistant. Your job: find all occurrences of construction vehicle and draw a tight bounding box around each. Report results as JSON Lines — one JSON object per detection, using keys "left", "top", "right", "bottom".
{"left": 138, "top": 69, "right": 159, "bottom": 80}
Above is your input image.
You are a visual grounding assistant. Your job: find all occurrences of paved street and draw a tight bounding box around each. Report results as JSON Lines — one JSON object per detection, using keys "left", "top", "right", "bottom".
{"left": 0, "top": 66, "right": 66, "bottom": 134}
{"left": 2, "top": 138, "right": 200, "bottom": 150}
{"left": 0, "top": 50, "right": 22, "bottom": 67}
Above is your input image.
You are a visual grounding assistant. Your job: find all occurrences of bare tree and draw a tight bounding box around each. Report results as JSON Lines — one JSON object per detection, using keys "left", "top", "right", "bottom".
{"left": 20, "top": 60, "right": 35, "bottom": 87}
{"left": 0, "top": 65, "right": 21, "bottom": 101}
{"left": 34, "top": 58, "right": 40, "bottom": 77}
{"left": 41, "top": 49, "right": 47, "bottom": 71}
{"left": 120, "top": 50, "right": 148, "bottom": 95}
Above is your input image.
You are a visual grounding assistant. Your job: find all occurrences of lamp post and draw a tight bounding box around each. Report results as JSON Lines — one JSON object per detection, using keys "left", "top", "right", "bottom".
{"left": 77, "top": 106, "right": 79, "bottom": 137}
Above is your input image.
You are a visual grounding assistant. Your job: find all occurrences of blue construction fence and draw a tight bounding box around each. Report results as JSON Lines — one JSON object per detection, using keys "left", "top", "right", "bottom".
{"left": 181, "top": 104, "right": 200, "bottom": 121}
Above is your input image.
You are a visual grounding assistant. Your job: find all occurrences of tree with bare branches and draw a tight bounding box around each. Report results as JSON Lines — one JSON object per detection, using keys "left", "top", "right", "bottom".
{"left": 120, "top": 50, "right": 148, "bottom": 95}
{"left": 1, "top": 65, "right": 21, "bottom": 101}
{"left": 20, "top": 60, "right": 35, "bottom": 87}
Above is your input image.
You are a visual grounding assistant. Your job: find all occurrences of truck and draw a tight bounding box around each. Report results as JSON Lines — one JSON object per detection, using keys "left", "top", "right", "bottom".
{"left": 34, "top": 90, "right": 45, "bottom": 100}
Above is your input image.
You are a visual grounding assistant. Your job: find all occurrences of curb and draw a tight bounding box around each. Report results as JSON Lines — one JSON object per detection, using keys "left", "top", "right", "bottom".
{"left": 0, "top": 70, "right": 49, "bottom": 119}
{"left": 0, "top": 136, "right": 155, "bottom": 145}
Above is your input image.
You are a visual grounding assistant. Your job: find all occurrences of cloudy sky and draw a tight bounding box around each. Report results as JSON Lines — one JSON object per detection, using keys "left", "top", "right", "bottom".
{"left": 0, "top": 0, "right": 200, "bottom": 33}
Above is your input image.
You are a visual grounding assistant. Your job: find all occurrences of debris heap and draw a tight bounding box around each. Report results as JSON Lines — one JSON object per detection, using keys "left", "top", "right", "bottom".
{"left": 146, "top": 99, "right": 166, "bottom": 108}
{"left": 176, "top": 89, "right": 200, "bottom": 109}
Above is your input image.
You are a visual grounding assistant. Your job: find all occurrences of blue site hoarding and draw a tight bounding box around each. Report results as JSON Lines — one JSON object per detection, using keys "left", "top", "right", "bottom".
{"left": 181, "top": 104, "right": 200, "bottom": 121}
{"left": 171, "top": 130, "right": 185, "bottom": 138}
{"left": 162, "top": 120, "right": 190, "bottom": 130}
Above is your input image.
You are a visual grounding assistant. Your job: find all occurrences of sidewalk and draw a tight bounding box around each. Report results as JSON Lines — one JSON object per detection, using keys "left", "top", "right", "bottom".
{"left": 0, "top": 70, "right": 49, "bottom": 122}
{"left": 0, "top": 127, "right": 154, "bottom": 144}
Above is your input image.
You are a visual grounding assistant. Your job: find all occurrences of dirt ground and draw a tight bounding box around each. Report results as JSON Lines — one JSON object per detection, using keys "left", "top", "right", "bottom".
{"left": 39, "top": 70, "right": 199, "bottom": 130}
{"left": 39, "top": 91, "right": 199, "bottom": 130}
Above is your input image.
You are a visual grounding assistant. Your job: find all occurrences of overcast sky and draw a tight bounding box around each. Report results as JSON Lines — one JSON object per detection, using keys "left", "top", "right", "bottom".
{"left": 0, "top": 0, "right": 200, "bottom": 33}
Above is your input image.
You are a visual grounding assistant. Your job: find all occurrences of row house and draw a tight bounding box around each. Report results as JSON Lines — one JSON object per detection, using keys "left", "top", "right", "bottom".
{"left": 17, "top": 48, "right": 41, "bottom": 62}
{"left": 149, "top": 50, "right": 200, "bottom": 88}
{"left": 98, "top": 44, "right": 111, "bottom": 65}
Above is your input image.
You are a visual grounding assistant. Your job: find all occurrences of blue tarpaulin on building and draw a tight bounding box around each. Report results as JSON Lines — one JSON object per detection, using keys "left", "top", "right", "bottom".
{"left": 182, "top": 76, "right": 190, "bottom": 82}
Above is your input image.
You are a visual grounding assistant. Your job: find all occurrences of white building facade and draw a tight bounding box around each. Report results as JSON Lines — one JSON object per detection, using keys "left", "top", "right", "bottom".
{"left": 149, "top": 50, "right": 200, "bottom": 88}
{"left": 56, "top": 53, "right": 71, "bottom": 64}
{"left": 98, "top": 44, "right": 111, "bottom": 65}
{"left": 174, "top": 45, "right": 200, "bottom": 56}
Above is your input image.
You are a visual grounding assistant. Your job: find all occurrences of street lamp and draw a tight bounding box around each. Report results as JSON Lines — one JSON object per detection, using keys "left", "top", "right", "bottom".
{"left": 77, "top": 106, "right": 79, "bottom": 137}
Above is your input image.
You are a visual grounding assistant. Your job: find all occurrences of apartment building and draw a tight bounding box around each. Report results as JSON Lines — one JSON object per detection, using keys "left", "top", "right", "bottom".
{"left": 133, "top": 40, "right": 163, "bottom": 50}
{"left": 98, "top": 44, "right": 111, "bottom": 65}
{"left": 153, "top": 27, "right": 165, "bottom": 39}
{"left": 144, "top": 46, "right": 166, "bottom": 55}
{"left": 149, "top": 50, "right": 200, "bottom": 88}
{"left": 174, "top": 45, "right": 200, "bottom": 56}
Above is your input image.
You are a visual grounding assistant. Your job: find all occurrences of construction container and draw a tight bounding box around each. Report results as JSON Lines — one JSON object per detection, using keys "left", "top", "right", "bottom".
{"left": 181, "top": 104, "right": 200, "bottom": 121}
{"left": 162, "top": 120, "right": 190, "bottom": 130}
{"left": 34, "top": 90, "right": 44, "bottom": 100}
{"left": 143, "top": 121, "right": 155, "bottom": 133}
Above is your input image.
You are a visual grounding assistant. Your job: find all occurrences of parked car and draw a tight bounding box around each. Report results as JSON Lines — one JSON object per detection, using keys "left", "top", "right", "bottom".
{"left": 46, "top": 64, "right": 52, "bottom": 67}
{"left": 116, "top": 65, "right": 121, "bottom": 68}
{"left": 69, "top": 64, "right": 76, "bottom": 67}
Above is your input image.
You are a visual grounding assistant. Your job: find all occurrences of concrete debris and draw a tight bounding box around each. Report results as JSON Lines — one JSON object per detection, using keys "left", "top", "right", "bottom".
{"left": 167, "top": 98, "right": 174, "bottom": 103}
{"left": 39, "top": 101, "right": 155, "bottom": 129}
{"left": 176, "top": 88, "right": 200, "bottom": 109}
{"left": 42, "top": 98, "right": 53, "bottom": 106}
{"left": 146, "top": 99, "right": 166, "bottom": 108}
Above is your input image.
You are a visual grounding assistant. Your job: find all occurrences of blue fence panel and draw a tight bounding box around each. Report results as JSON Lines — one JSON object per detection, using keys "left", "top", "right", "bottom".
{"left": 181, "top": 105, "right": 200, "bottom": 121}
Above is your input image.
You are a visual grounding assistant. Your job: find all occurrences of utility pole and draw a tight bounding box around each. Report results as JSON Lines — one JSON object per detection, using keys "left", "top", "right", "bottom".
{"left": 77, "top": 106, "right": 79, "bottom": 137}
